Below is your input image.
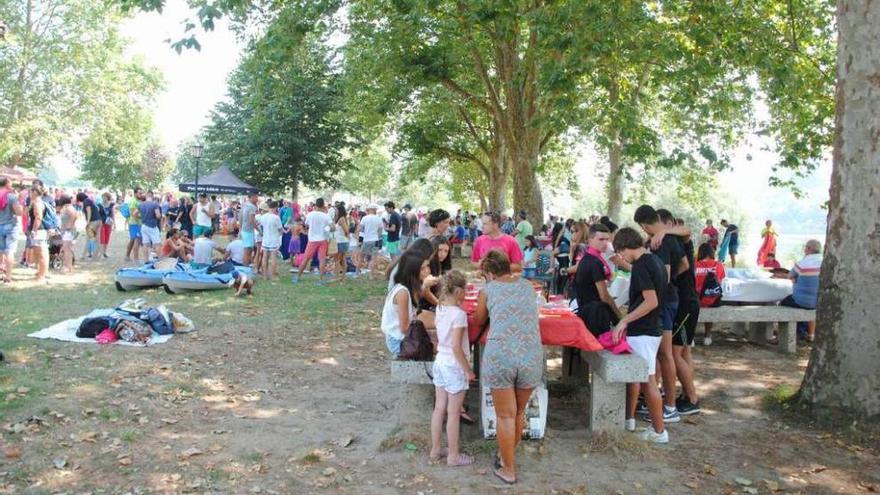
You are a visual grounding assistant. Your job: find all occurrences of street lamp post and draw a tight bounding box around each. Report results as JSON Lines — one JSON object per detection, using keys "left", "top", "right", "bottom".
{"left": 191, "top": 143, "right": 204, "bottom": 196}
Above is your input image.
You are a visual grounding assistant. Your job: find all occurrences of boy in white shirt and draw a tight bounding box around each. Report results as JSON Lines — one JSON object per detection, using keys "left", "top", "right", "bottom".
{"left": 357, "top": 204, "right": 384, "bottom": 278}
{"left": 257, "top": 201, "right": 283, "bottom": 280}
{"left": 193, "top": 231, "right": 225, "bottom": 267}
{"left": 292, "top": 197, "right": 333, "bottom": 284}
{"left": 225, "top": 228, "right": 245, "bottom": 264}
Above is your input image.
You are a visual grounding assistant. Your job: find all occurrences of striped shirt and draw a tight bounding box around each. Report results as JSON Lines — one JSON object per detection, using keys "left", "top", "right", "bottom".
{"left": 791, "top": 253, "right": 822, "bottom": 309}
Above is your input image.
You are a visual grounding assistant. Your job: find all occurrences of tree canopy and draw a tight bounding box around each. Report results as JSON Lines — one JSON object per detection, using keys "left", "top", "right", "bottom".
{"left": 196, "top": 20, "right": 357, "bottom": 198}
{"left": 0, "top": 0, "right": 163, "bottom": 171}
{"left": 112, "top": 0, "right": 835, "bottom": 220}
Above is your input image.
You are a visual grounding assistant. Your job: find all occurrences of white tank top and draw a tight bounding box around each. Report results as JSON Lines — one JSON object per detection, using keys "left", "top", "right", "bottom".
{"left": 195, "top": 203, "right": 212, "bottom": 227}
{"left": 334, "top": 219, "right": 349, "bottom": 242}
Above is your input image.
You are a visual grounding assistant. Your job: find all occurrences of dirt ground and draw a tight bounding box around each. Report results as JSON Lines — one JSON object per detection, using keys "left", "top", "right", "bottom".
{"left": 0, "top": 234, "right": 877, "bottom": 494}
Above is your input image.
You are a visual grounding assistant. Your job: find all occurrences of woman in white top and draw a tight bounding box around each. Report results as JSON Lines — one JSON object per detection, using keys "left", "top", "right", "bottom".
{"left": 381, "top": 250, "right": 430, "bottom": 355}
{"left": 333, "top": 203, "right": 350, "bottom": 281}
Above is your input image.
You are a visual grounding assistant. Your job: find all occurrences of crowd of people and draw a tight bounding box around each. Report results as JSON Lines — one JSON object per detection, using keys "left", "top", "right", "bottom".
{"left": 1, "top": 175, "right": 825, "bottom": 484}
{"left": 378, "top": 205, "right": 824, "bottom": 483}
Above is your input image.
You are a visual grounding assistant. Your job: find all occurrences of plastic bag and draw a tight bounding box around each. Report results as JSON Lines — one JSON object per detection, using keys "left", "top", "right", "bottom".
{"left": 170, "top": 312, "right": 195, "bottom": 334}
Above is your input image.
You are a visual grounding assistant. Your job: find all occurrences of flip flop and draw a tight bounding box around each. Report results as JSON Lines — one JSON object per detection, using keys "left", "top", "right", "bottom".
{"left": 447, "top": 453, "right": 474, "bottom": 467}
{"left": 493, "top": 467, "right": 516, "bottom": 485}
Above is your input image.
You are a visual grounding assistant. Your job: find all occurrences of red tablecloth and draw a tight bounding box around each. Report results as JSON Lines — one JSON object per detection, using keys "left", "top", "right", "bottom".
{"left": 461, "top": 298, "right": 602, "bottom": 352}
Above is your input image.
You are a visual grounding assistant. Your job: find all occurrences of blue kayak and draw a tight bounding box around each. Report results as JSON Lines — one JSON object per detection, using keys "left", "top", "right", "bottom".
{"left": 115, "top": 261, "right": 189, "bottom": 292}
{"left": 162, "top": 266, "right": 253, "bottom": 294}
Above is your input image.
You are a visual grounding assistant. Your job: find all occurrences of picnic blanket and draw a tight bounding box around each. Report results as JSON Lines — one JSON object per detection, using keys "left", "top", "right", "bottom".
{"left": 28, "top": 309, "right": 174, "bottom": 347}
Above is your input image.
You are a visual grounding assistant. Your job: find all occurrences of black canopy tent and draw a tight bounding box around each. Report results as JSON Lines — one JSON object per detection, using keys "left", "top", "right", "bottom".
{"left": 178, "top": 165, "right": 259, "bottom": 195}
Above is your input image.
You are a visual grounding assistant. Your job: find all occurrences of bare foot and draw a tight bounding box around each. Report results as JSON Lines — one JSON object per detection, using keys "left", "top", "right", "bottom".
{"left": 429, "top": 447, "right": 448, "bottom": 462}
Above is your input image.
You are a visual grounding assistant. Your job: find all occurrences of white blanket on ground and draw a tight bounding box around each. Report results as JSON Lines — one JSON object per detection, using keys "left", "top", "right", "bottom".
{"left": 28, "top": 310, "right": 174, "bottom": 347}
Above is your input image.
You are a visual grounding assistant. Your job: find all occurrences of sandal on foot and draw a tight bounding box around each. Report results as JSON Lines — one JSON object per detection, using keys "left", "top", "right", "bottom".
{"left": 492, "top": 467, "right": 516, "bottom": 485}
{"left": 447, "top": 453, "right": 474, "bottom": 467}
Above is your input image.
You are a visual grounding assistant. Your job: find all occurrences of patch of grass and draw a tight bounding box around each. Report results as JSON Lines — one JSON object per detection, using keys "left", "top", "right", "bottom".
{"left": 763, "top": 383, "right": 799, "bottom": 411}
{"left": 99, "top": 408, "right": 123, "bottom": 421}
{"left": 300, "top": 452, "right": 321, "bottom": 464}
{"left": 207, "top": 468, "right": 227, "bottom": 485}
{"left": 0, "top": 362, "right": 49, "bottom": 420}
{"left": 119, "top": 429, "right": 139, "bottom": 443}
{"left": 9, "top": 466, "right": 31, "bottom": 484}
{"left": 461, "top": 438, "right": 496, "bottom": 454}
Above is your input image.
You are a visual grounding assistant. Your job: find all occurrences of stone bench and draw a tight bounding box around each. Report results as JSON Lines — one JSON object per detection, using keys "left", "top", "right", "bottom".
{"left": 389, "top": 359, "right": 435, "bottom": 385}
{"left": 389, "top": 360, "right": 435, "bottom": 425}
{"left": 584, "top": 350, "right": 649, "bottom": 434}
{"left": 698, "top": 305, "right": 816, "bottom": 354}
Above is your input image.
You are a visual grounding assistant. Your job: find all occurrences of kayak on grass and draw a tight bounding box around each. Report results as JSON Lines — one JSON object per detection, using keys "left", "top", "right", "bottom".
{"left": 162, "top": 266, "right": 254, "bottom": 294}
{"left": 114, "top": 260, "right": 189, "bottom": 292}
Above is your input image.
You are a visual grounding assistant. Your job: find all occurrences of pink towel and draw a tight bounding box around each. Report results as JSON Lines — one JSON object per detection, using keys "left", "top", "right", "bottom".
{"left": 597, "top": 331, "right": 632, "bottom": 355}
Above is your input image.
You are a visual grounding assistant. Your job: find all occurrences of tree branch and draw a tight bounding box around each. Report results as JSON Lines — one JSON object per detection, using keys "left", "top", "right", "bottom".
{"left": 457, "top": 105, "right": 491, "bottom": 157}
{"left": 440, "top": 79, "right": 493, "bottom": 114}
{"left": 456, "top": 1, "right": 507, "bottom": 127}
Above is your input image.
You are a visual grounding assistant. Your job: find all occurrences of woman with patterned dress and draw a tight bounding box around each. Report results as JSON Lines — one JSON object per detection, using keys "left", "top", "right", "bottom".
{"left": 473, "top": 250, "right": 542, "bottom": 485}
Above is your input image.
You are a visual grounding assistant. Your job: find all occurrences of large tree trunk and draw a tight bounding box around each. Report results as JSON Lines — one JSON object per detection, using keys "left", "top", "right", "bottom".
{"left": 510, "top": 142, "right": 544, "bottom": 226}
{"left": 606, "top": 131, "right": 624, "bottom": 222}
{"left": 799, "top": 0, "right": 880, "bottom": 419}
{"left": 487, "top": 140, "right": 509, "bottom": 212}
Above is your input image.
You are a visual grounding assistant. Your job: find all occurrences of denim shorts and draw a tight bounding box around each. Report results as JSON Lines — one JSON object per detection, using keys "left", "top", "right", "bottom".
{"left": 385, "top": 334, "right": 402, "bottom": 356}
{"left": 0, "top": 223, "right": 20, "bottom": 254}
{"left": 660, "top": 301, "right": 679, "bottom": 331}
{"left": 128, "top": 224, "right": 141, "bottom": 240}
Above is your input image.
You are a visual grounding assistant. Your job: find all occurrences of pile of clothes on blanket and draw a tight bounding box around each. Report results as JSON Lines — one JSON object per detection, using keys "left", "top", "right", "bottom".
{"left": 75, "top": 298, "right": 195, "bottom": 345}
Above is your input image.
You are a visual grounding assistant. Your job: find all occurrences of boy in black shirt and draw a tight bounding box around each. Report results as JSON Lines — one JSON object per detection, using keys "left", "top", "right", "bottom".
{"left": 652, "top": 209, "right": 701, "bottom": 414}
{"left": 634, "top": 204, "right": 690, "bottom": 423}
{"left": 611, "top": 227, "right": 668, "bottom": 444}
{"left": 574, "top": 223, "right": 622, "bottom": 335}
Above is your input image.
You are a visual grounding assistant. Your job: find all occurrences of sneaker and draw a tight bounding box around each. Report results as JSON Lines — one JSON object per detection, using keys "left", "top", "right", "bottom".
{"left": 638, "top": 426, "right": 669, "bottom": 444}
{"left": 644, "top": 406, "right": 681, "bottom": 423}
{"left": 291, "top": 275, "right": 299, "bottom": 284}
{"left": 625, "top": 418, "right": 636, "bottom": 432}
{"left": 703, "top": 336, "right": 713, "bottom": 346}
{"left": 635, "top": 400, "right": 649, "bottom": 416}
{"left": 676, "top": 398, "right": 701, "bottom": 416}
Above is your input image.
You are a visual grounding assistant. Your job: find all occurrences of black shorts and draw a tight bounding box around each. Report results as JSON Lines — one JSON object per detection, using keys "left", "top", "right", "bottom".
{"left": 728, "top": 244, "right": 739, "bottom": 255}
{"left": 673, "top": 298, "right": 700, "bottom": 346}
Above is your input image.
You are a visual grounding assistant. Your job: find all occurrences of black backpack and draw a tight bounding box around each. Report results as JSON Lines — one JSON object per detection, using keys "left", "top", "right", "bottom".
{"left": 77, "top": 316, "right": 116, "bottom": 338}
{"left": 700, "top": 271, "right": 723, "bottom": 307}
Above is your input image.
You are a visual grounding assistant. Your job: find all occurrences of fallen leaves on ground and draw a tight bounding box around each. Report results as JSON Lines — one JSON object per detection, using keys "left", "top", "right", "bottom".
{"left": 179, "top": 447, "right": 204, "bottom": 459}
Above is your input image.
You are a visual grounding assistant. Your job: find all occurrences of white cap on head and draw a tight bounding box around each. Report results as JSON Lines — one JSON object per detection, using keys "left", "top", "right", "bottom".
{"left": 367, "top": 204, "right": 379, "bottom": 211}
